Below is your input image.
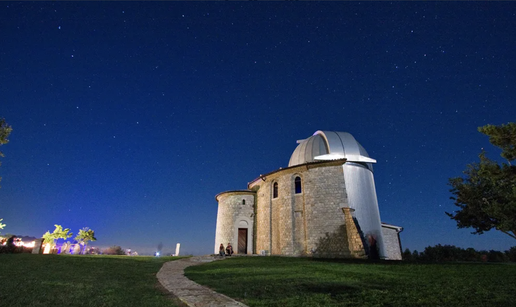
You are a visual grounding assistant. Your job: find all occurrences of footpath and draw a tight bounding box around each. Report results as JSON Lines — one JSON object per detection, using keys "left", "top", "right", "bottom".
{"left": 157, "top": 255, "right": 249, "bottom": 307}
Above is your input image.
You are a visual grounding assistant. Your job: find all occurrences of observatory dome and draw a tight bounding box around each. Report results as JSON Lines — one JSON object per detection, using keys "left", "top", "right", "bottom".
{"left": 288, "top": 131, "right": 376, "bottom": 167}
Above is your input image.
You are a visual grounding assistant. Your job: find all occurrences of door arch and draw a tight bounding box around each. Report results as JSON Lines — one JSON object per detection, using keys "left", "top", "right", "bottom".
{"left": 237, "top": 220, "right": 249, "bottom": 254}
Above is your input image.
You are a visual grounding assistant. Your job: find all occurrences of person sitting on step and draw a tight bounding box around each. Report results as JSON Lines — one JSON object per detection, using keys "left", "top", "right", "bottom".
{"left": 225, "top": 243, "right": 234, "bottom": 256}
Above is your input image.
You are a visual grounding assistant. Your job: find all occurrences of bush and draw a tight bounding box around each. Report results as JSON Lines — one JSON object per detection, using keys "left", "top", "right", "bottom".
{"left": 0, "top": 244, "right": 32, "bottom": 254}
{"left": 505, "top": 246, "right": 516, "bottom": 262}
{"left": 103, "top": 246, "right": 125, "bottom": 255}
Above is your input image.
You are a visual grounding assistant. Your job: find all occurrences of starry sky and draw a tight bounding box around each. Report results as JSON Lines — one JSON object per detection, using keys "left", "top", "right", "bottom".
{"left": 1, "top": 2, "right": 515, "bottom": 256}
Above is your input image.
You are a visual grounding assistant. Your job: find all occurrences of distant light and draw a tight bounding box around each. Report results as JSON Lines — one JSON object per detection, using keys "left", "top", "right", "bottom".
{"left": 13, "top": 240, "right": 35, "bottom": 248}
{"left": 155, "top": 251, "right": 160, "bottom": 257}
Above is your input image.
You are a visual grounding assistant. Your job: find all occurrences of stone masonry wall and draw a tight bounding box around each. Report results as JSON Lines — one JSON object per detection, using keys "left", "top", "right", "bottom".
{"left": 303, "top": 165, "right": 353, "bottom": 258}
{"left": 381, "top": 226, "right": 402, "bottom": 260}
{"left": 342, "top": 207, "right": 367, "bottom": 258}
{"left": 249, "top": 160, "right": 363, "bottom": 258}
{"left": 214, "top": 191, "right": 255, "bottom": 254}
{"left": 252, "top": 181, "right": 271, "bottom": 254}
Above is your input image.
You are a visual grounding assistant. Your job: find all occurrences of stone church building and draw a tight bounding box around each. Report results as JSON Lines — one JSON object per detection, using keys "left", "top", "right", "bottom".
{"left": 214, "top": 131, "right": 403, "bottom": 260}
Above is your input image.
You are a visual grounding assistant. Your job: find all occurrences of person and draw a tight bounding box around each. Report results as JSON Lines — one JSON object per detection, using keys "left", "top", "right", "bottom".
{"left": 226, "top": 242, "right": 233, "bottom": 256}
{"left": 6, "top": 235, "right": 16, "bottom": 253}
{"left": 367, "top": 234, "right": 379, "bottom": 260}
{"left": 219, "top": 243, "right": 225, "bottom": 257}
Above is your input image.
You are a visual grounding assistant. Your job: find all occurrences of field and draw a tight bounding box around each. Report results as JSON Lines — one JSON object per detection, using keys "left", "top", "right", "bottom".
{"left": 185, "top": 256, "right": 516, "bottom": 307}
{"left": 0, "top": 254, "right": 183, "bottom": 307}
{"left": 2, "top": 254, "right": 515, "bottom": 307}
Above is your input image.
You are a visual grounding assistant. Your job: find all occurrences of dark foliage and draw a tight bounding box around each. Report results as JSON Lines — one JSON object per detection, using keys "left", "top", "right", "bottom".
{"left": 103, "top": 245, "right": 126, "bottom": 255}
{"left": 507, "top": 246, "right": 516, "bottom": 262}
{"left": 0, "top": 118, "right": 12, "bottom": 186}
{"left": 447, "top": 122, "right": 516, "bottom": 240}
{"left": 0, "top": 244, "right": 33, "bottom": 254}
{"left": 404, "top": 244, "right": 516, "bottom": 262}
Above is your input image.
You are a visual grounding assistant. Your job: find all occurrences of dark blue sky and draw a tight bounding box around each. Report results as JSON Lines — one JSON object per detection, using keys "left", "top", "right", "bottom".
{"left": 1, "top": 2, "right": 515, "bottom": 255}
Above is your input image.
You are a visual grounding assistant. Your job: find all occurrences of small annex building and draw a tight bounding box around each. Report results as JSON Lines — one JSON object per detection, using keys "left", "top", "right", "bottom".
{"left": 214, "top": 131, "right": 403, "bottom": 260}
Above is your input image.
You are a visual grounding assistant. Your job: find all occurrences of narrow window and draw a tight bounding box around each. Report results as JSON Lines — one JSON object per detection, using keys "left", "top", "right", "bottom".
{"left": 242, "top": 199, "right": 246, "bottom": 205}
{"left": 295, "top": 176, "right": 302, "bottom": 194}
{"left": 273, "top": 182, "right": 278, "bottom": 198}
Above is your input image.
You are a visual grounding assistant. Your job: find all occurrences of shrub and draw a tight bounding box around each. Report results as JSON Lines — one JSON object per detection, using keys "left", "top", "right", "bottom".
{"left": 505, "top": 246, "right": 516, "bottom": 262}
{"left": 103, "top": 246, "right": 125, "bottom": 255}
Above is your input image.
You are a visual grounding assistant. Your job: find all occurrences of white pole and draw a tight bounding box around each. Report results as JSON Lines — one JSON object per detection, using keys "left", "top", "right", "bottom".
{"left": 175, "top": 243, "right": 180, "bottom": 256}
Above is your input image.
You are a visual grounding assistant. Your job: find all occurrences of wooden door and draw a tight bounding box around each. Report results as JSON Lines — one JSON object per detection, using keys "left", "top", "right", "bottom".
{"left": 238, "top": 228, "right": 248, "bottom": 254}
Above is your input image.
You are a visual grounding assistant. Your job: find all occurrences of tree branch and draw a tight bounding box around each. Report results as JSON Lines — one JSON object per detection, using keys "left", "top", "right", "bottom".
{"left": 500, "top": 230, "right": 516, "bottom": 240}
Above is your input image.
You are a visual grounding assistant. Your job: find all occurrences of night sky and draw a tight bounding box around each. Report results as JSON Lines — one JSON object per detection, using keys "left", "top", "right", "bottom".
{"left": 1, "top": 2, "right": 515, "bottom": 255}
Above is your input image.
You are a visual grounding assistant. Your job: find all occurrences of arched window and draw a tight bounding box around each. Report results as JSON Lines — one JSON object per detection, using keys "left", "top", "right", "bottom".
{"left": 273, "top": 182, "right": 278, "bottom": 198}
{"left": 242, "top": 199, "right": 246, "bottom": 205}
{"left": 295, "top": 176, "right": 302, "bottom": 194}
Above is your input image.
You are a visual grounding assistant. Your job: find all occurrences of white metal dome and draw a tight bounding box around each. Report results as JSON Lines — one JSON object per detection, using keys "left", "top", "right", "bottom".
{"left": 288, "top": 131, "right": 376, "bottom": 167}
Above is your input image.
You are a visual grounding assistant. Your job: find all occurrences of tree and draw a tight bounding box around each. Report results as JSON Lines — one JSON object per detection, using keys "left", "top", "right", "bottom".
{"left": 447, "top": 122, "right": 516, "bottom": 240}
{"left": 479, "top": 123, "right": 516, "bottom": 164}
{"left": 74, "top": 227, "right": 97, "bottom": 254}
{"left": 0, "top": 118, "right": 12, "bottom": 226}
{"left": 0, "top": 219, "right": 5, "bottom": 234}
{"left": 42, "top": 224, "right": 73, "bottom": 247}
{"left": 0, "top": 118, "right": 12, "bottom": 186}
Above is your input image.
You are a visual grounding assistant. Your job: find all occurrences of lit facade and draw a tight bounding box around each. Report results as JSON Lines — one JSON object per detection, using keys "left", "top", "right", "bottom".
{"left": 214, "top": 131, "right": 403, "bottom": 260}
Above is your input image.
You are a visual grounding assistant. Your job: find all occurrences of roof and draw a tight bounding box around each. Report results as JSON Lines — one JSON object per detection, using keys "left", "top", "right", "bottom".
{"left": 381, "top": 223, "right": 404, "bottom": 232}
{"left": 247, "top": 158, "right": 348, "bottom": 188}
{"left": 215, "top": 190, "right": 256, "bottom": 201}
{"left": 288, "top": 130, "right": 376, "bottom": 167}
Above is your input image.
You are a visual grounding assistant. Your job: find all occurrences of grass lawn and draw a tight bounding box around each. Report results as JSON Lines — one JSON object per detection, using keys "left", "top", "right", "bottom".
{"left": 0, "top": 254, "right": 184, "bottom": 307}
{"left": 185, "top": 256, "right": 516, "bottom": 307}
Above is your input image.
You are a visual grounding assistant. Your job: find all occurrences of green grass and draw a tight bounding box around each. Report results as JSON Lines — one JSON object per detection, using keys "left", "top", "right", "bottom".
{"left": 185, "top": 257, "right": 516, "bottom": 307}
{"left": 0, "top": 254, "right": 185, "bottom": 307}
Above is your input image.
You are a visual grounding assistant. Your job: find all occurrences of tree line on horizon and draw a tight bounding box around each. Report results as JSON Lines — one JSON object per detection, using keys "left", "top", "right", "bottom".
{"left": 403, "top": 244, "right": 516, "bottom": 263}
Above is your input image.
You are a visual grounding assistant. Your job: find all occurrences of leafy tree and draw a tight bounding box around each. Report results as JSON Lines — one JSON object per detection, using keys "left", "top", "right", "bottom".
{"left": 0, "top": 118, "right": 12, "bottom": 226}
{"left": 402, "top": 248, "right": 413, "bottom": 261}
{"left": 0, "top": 218, "right": 5, "bottom": 234}
{"left": 74, "top": 227, "right": 97, "bottom": 254}
{"left": 486, "top": 250, "right": 508, "bottom": 262}
{"left": 42, "top": 231, "right": 55, "bottom": 246}
{"left": 42, "top": 224, "right": 73, "bottom": 247}
{"left": 0, "top": 118, "right": 12, "bottom": 186}
{"left": 506, "top": 246, "right": 516, "bottom": 262}
{"left": 403, "top": 245, "right": 516, "bottom": 263}
{"left": 447, "top": 122, "right": 516, "bottom": 240}
{"left": 411, "top": 250, "right": 419, "bottom": 260}
{"left": 479, "top": 123, "right": 516, "bottom": 164}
